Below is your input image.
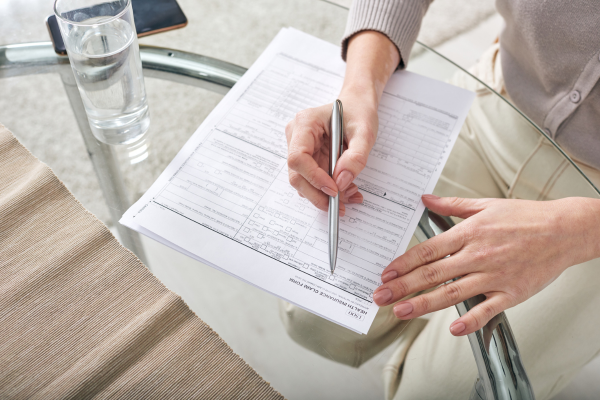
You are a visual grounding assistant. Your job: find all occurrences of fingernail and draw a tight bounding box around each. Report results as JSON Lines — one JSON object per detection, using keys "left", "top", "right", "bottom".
{"left": 373, "top": 288, "right": 392, "bottom": 305}
{"left": 298, "top": 192, "right": 305, "bottom": 198}
{"left": 336, "top": 170, "right": 354, "bottom": 192}
{"left": 348, "top": 193, "right": 363, "bottom": 204}
{"left": 450, "top": 322, "right": 466, "bottom": 335}
{"left": 394, "top": 302, "right": 413, "bottom": 318}
{"left": 321, "top": 186, "right": 337, "bottom": 197}
{"left": 422, "top": 194, "right": 440, "bottom": 200}
{"left": 345, "top": 185, "right": 359, "bottom": 197}
{"left": 381, "top": 270, "right": 398, "bottom": 283}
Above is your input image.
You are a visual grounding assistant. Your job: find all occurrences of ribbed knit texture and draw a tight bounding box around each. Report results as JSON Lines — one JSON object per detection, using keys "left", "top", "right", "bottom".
{"left": 0, "top": 123, "right": 284, "bottom": 400}
{"left": 341, "top": 0, "right": 433, "bottom": 69}
{"left": 343, "top": 0, "right": 600, "bottom": 172}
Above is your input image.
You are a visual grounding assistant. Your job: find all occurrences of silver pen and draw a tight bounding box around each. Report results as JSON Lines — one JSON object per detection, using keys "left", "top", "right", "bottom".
{"left": 329, "top": 99, "right": 344, "bottom": 274}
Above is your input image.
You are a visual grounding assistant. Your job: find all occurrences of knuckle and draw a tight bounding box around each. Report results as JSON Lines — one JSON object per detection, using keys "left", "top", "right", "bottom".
{"left": 288, "top": 173, "right": 302, "bottom": 189}
{"left": 507, "top": 285, "right": 527, "bottom": 302}
{"left": 392, "top": 258, "right": 410, "bottom": 275}
{"left": 460, "top": 221, "right": 480, "bottom": 242}
{"left": 393, "top": 279, "right": 411, "bottom": 298}
{"left": 313, "top": 196, "right": 329, "bottom": 211}
{"left": 450, "top": 197, "right": 466, "bottom": 208}
{"left": 478, "top": 302, "right": 498, "bottom": 322}
{"left": 346, "top": 150, "right": 368, "bottom": 170}
{"left": 285, "top": 121, "right": 294, "bottom": 139}
{"left": 421, "top": 265, "right": 441, "bottom": 286}
{"left": 444, "top": 283, "right": 462, "bottom": 303}
{"left": 294, "top": 109, "right": 313, "bottom": 122}
{"left": 471, "top": 245, "right": 491, "bottom": 263}
{"left": 417, "top": 294, "right": 432, "bottom": 312}
{"left": 295, "top": 109, "right": 323, "bottom": 129}
{"left": 287, "top": 151, "right": 302, "bottom": 171}
{"left": 304, "top": 167, "right": 320, "bottom": 186}
{"left": 470, "top": 313, "right": 485, "bottom": 329}
{"left": 416, "top": 243, "right": 437, "bottom": 264}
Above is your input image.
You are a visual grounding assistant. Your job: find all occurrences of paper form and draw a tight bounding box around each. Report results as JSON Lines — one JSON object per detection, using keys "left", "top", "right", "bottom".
{"left": 120, "top": 28, "right": 474, "bottom": 334}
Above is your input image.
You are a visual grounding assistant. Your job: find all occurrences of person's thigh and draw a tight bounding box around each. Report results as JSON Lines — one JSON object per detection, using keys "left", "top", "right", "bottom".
{"left": 432, "top": 119, "right": 505, "bottom": 200}
{"left": 393, "top": 56, "right": 600, "bottom": 399}
{"left": 278, "top": 297, "right": 412, "bottom": 368}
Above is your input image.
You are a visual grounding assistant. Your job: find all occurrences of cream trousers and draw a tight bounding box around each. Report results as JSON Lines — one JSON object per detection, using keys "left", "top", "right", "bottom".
{"left": 280, "top": 44, "right": 600, "bottom": 400}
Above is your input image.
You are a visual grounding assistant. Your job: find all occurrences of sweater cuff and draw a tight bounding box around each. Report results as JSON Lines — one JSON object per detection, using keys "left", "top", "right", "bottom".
{"left": 341, "top": 0, "right": 432, "bottom": 69}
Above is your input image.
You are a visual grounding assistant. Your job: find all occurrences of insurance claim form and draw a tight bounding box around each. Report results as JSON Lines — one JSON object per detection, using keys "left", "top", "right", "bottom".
{"left": 121, "top": 28, "right": 474, "bottom": 334}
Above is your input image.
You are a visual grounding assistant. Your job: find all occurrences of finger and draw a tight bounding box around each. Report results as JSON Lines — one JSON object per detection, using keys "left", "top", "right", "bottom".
{"left": 340, "top": 183, "right": 358, "bottom": 200}
{"left": 339, "top": 183, "right": 358, "bottom": 202}
{"left": 339, "top": 184, "right": 363, "bottom": 204}
{"left": 391, "top": 275, "right": 486, "bottom": 319}
{"left": 287, "top": 108, "right": 338, "bottom": 195}
{"left": 340, "top": 188, "right": 364, "bottom": 204}
{"left": 449, "top": 293, "right": 509, "bottom": 336}
{"left": 289, "top": 170, "right": 329, "bottom": 212}
{"left": 422, "top": 195, "right": 490, "bottom": 219}
{"left": 380, "top": 227, "right": 466, "bottom": 283}
{"left": 289, "top": 170, "right": 346, "bottom": 216}
{"left": 374, "top": 254, "right": 468, "bottom": 306}
{"left": 288, "top": 150, "right": 338, "bottom": 196}
{"left": 347, "top": 192, "right": 363, "bottom": 204}
{"left": 285, "top": 119, "right": 295, "bottom": 144}
{"left": 333, "top": 123, "right": 376, "bottom": 191}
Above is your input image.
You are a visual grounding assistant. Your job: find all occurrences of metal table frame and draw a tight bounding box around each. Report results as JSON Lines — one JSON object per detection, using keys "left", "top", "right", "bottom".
{"left": 0, "top": 41, "right": 534, "bottom": 400}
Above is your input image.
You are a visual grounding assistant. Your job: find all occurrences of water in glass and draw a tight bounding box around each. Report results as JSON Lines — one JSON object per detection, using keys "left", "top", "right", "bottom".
{"left": 68, "top": 17, "right": 149, "bottom": 145}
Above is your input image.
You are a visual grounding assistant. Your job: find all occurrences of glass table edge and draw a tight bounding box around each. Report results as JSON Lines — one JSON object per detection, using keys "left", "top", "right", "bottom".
{"left": 2, "top": 37, "right": 598, "bottom": 197}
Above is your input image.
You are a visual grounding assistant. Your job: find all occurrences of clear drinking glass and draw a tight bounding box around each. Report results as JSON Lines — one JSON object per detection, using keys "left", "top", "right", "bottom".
{"left": 54, "top": 0, "right": 150, "bottom": 145}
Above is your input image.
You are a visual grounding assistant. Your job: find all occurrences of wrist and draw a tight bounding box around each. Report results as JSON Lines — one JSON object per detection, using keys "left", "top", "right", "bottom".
{"left": 579, "top": 197, "right": 600, "bottom": 260}
{"left": 558, "top": 197, "right": 600, "bottom": 264}
{"left": 340, "top": 31, "right": 399, "bottom": 109}
{"left": 339, "top": 83, "right": 379, "bottom": 109}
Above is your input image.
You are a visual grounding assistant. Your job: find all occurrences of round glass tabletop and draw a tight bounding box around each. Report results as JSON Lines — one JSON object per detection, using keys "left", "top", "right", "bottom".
{"left": 2, "top": 1, "right": 599, "bottom": 399}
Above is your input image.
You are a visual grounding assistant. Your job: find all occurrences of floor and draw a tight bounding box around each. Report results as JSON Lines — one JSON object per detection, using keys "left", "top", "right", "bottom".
{"left": 2, "top": 0, "right": 599, "bottom": 398}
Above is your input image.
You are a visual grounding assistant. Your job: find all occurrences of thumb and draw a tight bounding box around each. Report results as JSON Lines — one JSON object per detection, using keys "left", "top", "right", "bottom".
{"left": 422, "top": 195, "right": 489, "bottom": 219}
{"left": 332, "top": 127, "right": 375, "bottom": 192}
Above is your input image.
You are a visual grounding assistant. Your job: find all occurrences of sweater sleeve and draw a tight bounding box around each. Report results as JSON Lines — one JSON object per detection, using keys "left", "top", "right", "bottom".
{"left": 341, "top": 0, "right": 433, "bottom": 69}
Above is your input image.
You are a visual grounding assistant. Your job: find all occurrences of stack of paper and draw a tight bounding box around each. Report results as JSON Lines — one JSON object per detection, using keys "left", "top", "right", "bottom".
{"left": 121, "top": 28, "right": 474, "bottom": 334}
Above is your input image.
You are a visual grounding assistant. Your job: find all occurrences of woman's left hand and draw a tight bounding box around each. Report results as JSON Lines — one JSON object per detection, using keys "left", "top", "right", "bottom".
{"left": 372, "top": 194, "right": 600, "bottom": 336}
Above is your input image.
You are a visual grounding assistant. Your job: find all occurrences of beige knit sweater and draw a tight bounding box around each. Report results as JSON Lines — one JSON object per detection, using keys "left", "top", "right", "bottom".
{"left": 342, "top": 0, "right": 600, "bottom": 171}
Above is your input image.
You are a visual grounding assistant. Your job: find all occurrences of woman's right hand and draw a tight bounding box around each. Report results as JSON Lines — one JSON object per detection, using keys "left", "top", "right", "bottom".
{"left": 284, "top": 31, "right": 401, "bottom": 215}
{"left": 285, "top": 91, "right": 379, "bottom": 215}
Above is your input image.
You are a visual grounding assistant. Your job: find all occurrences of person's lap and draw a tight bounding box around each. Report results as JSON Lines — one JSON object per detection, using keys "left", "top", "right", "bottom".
{"left": 395, "top": 48, "right": 600, "bottom": 399}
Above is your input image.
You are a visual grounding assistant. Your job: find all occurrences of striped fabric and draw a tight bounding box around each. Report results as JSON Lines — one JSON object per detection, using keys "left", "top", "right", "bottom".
{"left": 341, "top": 0, "right": 433, "bottom": 68}
{"left": 0, "top": 124, "right": 283, "bottom": 400}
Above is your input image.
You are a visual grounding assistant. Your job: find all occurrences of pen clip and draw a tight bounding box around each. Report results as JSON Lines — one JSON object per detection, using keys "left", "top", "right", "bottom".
{"left": 337, "top": 99, "right": 344, "bottom": 159}
{"left": 329, "top": 99, "right": 344, "bottom": 178}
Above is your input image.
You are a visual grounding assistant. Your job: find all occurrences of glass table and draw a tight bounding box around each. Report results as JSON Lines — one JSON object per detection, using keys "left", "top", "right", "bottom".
{"left": 2, "top": 1, "right": 599, "bottom": 399}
